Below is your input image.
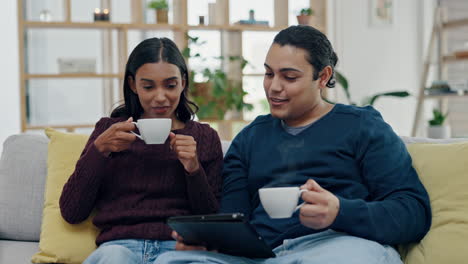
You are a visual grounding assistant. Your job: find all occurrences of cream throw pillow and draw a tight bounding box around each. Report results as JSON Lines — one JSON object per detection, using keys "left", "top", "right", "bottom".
{"left": 401, "top": 142, "right": 468, "bottom": 264}
{"left": 32, "top": 128, "right": 99, "bottom": 264}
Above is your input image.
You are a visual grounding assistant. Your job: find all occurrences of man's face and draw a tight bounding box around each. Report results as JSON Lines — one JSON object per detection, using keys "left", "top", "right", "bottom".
{"left": 263, "top": 44, "right": 324, "bottom": 127}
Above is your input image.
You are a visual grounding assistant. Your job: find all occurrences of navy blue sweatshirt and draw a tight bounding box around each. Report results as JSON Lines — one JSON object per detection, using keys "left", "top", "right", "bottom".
{"left": 220, "top": 104, "right": 431, "bottom": 248}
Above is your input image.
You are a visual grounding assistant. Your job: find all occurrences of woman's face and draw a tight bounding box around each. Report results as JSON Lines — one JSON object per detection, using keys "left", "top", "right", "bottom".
{"left": 129, "top": 62, "right": 185, "bottom": 121}
{"left": 263, "top": 43, "right": 328, "bottom": 127}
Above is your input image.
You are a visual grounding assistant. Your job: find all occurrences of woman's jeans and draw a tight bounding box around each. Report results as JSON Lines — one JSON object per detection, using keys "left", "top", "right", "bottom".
{"left": 83, "top": 239, "right": 176, "bottom": 264}
{"left": 156, "top": 229, "right": 403, "bottom": 264}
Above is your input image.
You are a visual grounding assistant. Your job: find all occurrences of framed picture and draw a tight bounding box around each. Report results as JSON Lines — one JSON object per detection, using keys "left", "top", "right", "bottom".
{"left": 369, "top": 0, "right": 394, "bottom": 27}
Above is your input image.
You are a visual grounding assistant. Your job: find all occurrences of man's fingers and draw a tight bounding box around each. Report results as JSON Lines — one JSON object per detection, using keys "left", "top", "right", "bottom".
{"left": 301, "top": 190, "right": 327, "bottom": 204}
{"left": 301, "top": 179, "right": 324, "bottom": 192}
{"left": 299, "top": 204, "right": 326, "bottom": 217}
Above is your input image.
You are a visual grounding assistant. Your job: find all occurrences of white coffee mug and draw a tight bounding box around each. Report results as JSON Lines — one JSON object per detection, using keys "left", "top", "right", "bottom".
{"left": 259, "top": 187, "right": 307, "bottom": 219}
{"left": 130, "top": 118, "right": 171, "bottom": 144}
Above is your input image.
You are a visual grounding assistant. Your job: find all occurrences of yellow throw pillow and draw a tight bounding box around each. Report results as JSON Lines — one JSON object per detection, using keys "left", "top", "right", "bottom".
{"left": 400, "top": 142, "right": 468, "bottom": 264}
{"left": 32, "top": 128, "right": 99, "bottom": 264}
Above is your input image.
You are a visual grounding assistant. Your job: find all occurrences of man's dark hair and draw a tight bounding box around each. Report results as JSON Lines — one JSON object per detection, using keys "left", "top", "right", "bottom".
{"left": 273, "top": 25, "right": 338, "bottom": 88}
{"left": 111, "top": 37, "right": 198, "bottom": 121}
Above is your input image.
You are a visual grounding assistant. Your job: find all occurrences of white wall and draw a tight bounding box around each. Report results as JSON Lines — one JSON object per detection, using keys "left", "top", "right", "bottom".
{"left": 0, "top": 1, "right": 20, "bottom": 154}
{"left": 328, "top": 0, "right": 435, "bottom": 136}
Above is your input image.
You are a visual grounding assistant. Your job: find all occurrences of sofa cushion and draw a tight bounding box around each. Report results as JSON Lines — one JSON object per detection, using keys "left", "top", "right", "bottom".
{"left": 400, "top": 141, "right": 468, "bottom": 264}
{"left": 32, "top": 128, "right": 99, "bottom": 264}
{"left": 0, "top": 134, "right": 48, "bottom": 241}
{"left": 221, "top": 140, "right": 231, "bottom": 156}
{"left": 400, "top": 136, "right": 468, "bottom": 145}
{"left": 0, "top": 240, "right": 40, "bottom": 264}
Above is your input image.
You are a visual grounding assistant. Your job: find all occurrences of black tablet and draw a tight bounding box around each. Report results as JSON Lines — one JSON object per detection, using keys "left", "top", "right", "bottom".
{"left": 167, "top": 213, "right": 275, "bottom": 259}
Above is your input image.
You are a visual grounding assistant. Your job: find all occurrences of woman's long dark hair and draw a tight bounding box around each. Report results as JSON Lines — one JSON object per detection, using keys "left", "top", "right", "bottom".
{"left": 111, "top": 37, "right": 198, "bottom": 122}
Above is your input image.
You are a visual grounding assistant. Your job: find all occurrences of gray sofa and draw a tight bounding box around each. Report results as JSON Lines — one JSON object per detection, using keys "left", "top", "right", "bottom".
{"left": 1, "top": 133, "right": 466, "bottom": 264}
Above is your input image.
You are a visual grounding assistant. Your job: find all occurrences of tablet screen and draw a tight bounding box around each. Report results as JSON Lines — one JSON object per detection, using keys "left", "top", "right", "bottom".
{"left": 167, "top": 213, "right": 275, "bottom": 258}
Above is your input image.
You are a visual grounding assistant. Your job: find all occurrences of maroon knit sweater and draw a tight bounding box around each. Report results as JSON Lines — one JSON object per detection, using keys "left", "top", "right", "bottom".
{"left": 59, "top": 117, "right": 223, "bottom": 245}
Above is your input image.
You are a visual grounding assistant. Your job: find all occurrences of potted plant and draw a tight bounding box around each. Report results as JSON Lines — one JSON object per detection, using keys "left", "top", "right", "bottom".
{"left": 333, "top": 70, "right": 410, "bottom": 107}
{"left": 297, "top": 8, "right": 313, "bottom": 25}
{"left": 148, "top": 0, "right": 168, "bottom": 24}
{"left": 182, "top": 35, "right": 253, "bottom": 120}
{"left": 427, "top": 109, "right": 450, "bottom": 139}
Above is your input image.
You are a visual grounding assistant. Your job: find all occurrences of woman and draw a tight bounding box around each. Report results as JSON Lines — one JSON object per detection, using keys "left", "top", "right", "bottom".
{"left": 59, "top": 37, "right": 224, "bottom": 264}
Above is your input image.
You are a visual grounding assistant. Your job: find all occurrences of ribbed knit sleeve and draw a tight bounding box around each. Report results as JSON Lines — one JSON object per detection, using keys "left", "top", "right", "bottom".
{"left": 59, "top": 118, "right": 112, "bottom": 224}
{"left": 184, "top": 126, "right": 223, "bottom": 214}
{"left": 219, "top": 130, "right": 252, "bottom": 216}
{"left": 329, "top": 106, "right": 432, "bottom": 245}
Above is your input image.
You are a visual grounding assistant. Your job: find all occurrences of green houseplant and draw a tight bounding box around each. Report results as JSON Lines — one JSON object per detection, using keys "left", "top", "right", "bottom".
{"left": 182, "top": 35, "right": 253, "bottom": 120}
{"left": 427, "top": 109, "right": 450, "bottom": 139}
{"left": 148, "top": 0, "right": 168, "bottom": 24}
{"left": 297, "top": 8, "right": 314, "bottom": 25}
{"left": 334, "top": 71, "right": 410, "bottom": 106}
{"left": 428, "top": 109, "right": 448, "bottom": 126}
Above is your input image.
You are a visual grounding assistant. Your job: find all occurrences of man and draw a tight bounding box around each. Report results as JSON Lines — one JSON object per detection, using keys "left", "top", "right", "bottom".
{"left": 157, "top": 25, "right": 431, "bottom": 264}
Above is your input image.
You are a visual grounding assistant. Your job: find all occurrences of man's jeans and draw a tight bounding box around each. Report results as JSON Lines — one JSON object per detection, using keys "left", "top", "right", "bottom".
{"left": 156, "top": 230, "right": 403, "bottom": 264}
{"left": 83, "top": 239, "right": 176, "bottom": 264}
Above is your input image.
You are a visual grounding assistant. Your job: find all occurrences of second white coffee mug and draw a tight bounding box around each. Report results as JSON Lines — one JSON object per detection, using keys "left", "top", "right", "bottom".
{"left": 131, "top": 118, "right": 171, "bottom": 144}
{"left": 259, "top": 187, "right": 307, "bottom": 219}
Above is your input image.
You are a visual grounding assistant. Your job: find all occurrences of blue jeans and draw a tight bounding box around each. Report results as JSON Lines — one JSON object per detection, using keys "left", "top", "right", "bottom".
{"left": 156, "top": 230, "right": 403, "bottom": 264}
{"left": 83, "top": 239, "right": 176, "bottom": 264}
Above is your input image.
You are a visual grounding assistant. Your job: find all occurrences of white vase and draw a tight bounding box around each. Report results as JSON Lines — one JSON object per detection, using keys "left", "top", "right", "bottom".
{"left": 427, "top": 125, "right": 451, "bottom": 139}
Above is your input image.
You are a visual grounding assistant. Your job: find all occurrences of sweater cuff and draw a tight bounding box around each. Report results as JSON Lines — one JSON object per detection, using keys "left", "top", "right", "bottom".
{"left": 85, "top": 142, "right": 110, "bottom": 164}
{"left": 185, "top": 167, "right": 202, "bottom": 177}
{"left": 330, "top": 196, "right": 363, "bottom": 231}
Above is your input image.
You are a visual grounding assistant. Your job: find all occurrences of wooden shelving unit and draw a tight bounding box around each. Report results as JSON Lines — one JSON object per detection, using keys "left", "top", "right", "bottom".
{"left": 411, "top": 5, "right": 468, "bottom": 137}
{"left": 25, "top": 73, "right": 122, "bottom": 79}
{"left": 18, "top": 0, "right": 326, "bottom": 139}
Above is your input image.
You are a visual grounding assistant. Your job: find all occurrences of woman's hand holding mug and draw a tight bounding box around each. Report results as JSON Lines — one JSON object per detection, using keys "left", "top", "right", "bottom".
{"left": 94, "top": 117, "right": 137, "bottom": 157}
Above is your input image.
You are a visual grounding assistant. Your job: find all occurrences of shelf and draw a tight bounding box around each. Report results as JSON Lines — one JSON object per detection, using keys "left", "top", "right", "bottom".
{"left": 243, "top": 73, "right": 265, "bottom": 77}
{"left": 23, "top": 21, "right": 309, "bottom": 33}
{"left": 124, "top": 23, "right": 183, "bottom": 30}
{"left": 24, "top": 21, "right": 182, "bottom": 30}
{"left": 442, "top": 18, "right": 468, "bottom": 29}
{"left": 27, "top": 124, "right": 95, "bottom": 132}
{"left": 443, "top": 55, "right": 468, "bottom": 62}
{"left": 186, "top": 24, "right": 285, "bottom": 32}
{"left": 25, "top": 73, "right": 122, "bottom": 79}
{"left": 424, "top": 93, "right": 468, "bottom": 99}
{"left": 25, "top": 21, "right": 122, "bottom": 29}
{"left": 18, "top": 0, "right": 325, "bottom": 135}
{"left": 442, "top": 52, "right": 468, "bottom": 62}
{"left": 413, "top": 7, "right": 468, "bottom": 137}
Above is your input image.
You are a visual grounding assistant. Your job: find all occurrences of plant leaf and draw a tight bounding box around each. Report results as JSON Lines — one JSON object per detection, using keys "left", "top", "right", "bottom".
{"left": 364, "top": 91, "right": 410, "bottom": 106}
{"left": 335, "top": 70, "right": 351, "bottom": 103}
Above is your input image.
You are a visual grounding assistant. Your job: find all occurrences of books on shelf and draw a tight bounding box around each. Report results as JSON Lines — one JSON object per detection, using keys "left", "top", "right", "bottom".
{"left": 424, "top": 89, "right": 457, "bottom": 95}
{"left": 235, "top": 19, "right": 269, "bottom": 26}
{"left": 425, "top": 80, "right": 468, "bottom": 96}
